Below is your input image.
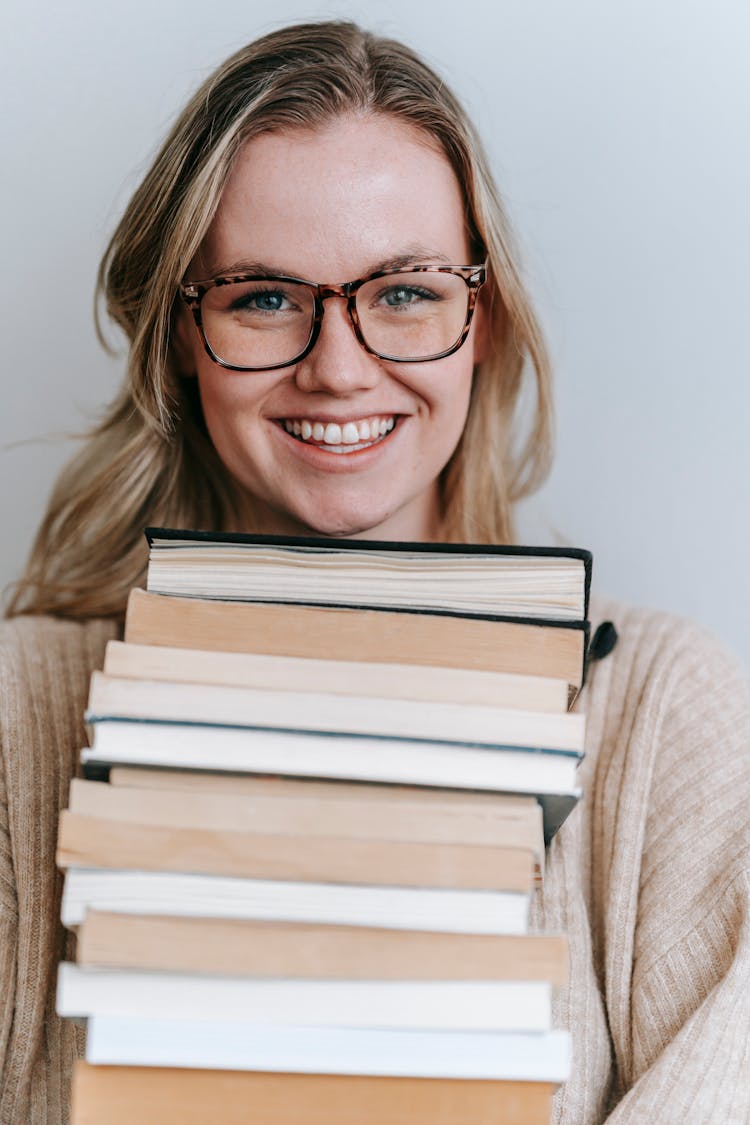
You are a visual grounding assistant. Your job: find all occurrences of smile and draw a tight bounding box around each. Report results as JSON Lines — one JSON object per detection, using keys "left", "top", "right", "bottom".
{"left": 280, "top": 415, "right": 396, "bottom": 454}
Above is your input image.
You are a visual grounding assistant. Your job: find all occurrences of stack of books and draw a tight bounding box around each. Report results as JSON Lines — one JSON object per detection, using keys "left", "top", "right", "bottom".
{"left": 56, "top": 529, "right": 592, "bottom": 1124}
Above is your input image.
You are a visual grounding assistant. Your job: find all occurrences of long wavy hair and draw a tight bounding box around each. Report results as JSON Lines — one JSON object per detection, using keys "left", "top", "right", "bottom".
{"left": 7, "top": 19, "right": 553, "bottom": 620}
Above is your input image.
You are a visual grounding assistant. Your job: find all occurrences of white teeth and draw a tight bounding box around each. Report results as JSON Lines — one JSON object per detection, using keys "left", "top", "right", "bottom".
{"left": 324, "top": 443, "right": 372, "bottom": 454}
{"left": 282, "top": 415, "right": 396, "bottom": 450}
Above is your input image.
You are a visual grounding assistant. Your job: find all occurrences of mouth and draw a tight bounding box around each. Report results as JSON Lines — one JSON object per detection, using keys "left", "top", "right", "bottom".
{"left": 278, "top": 414, "right": 397, "bottom": 455}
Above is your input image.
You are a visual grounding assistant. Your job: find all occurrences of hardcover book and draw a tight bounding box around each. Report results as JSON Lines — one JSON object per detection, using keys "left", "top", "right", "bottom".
{"left": 144, "top": 527, "right": 592, "bottom": 621}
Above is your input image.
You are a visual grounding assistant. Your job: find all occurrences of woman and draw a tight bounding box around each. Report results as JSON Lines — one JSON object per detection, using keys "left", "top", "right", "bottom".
{"left": 2, "top": 20, "right": 749, "bottom": 1124}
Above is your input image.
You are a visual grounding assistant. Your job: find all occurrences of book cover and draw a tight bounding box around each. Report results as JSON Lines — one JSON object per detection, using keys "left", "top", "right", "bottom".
{"left": 61, "top": 868, "right": 530, "bottom": 934}
{"left": 125, "top": 590, "right": 590, "bottom": 695}
{"left": 76, "top": 913, "right": 569, "bottom": 982}
{"left": 71, "top": 1063, "right": 556, "bottom": 1125}
{"left": 144, "top": 527, "right": 592, "bottom": 622}
{"left": 84, "top": 1017, "right": 571, "bottom": 1081}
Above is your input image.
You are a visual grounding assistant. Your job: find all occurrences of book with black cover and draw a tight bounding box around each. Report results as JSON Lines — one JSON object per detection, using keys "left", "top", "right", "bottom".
{"left": 144, "top": 527, "right": 592, "bottom": 620}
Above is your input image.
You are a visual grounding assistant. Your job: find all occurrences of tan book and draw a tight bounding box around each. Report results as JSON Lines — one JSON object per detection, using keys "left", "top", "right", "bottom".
{"left": 108, "top": 769, "right": 543, "bottom": 804}
{"left": 76, "top": 912, "right": 569, "bottom": 982}
{"left": 104, "top": 639, "right": 570, "bottom": 712}
{"left": 69, "top": 778, "right": 544, "bottom": 851}
{"left": 86, "top": 671, "right": 584, "bottom": 752}
{"left": 57, "top": 811, "right": 534, "bottom": 892}
{"left": 125, "top": 588, "right": 587, "bottom": 692}
{"left": 72, "top": 1062, "right": 555, "bottom": 1125}
{"left": 103, "top": 772, "right": 553, "bottom": 870}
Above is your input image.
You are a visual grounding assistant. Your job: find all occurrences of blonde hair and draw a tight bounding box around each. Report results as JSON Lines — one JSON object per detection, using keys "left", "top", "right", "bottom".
{"left": 7, "top": 19, "right": 552, "bottom": 620}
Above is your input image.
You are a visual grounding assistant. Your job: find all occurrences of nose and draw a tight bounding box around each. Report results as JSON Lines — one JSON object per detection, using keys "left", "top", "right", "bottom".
{"left": 293, "top": 294, "right": 381, "bottom": 396}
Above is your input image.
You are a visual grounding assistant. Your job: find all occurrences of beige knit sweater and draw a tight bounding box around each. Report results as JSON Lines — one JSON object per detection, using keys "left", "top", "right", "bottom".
{"left": 0, "top": 602, "right": 748, "bottom": 1124}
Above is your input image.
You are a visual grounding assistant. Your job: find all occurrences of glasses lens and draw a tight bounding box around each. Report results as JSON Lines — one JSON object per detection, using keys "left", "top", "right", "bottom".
{"left": 201, "top": 279, "right": 316, "bottom": 369}
{"left": 356, "top": 271, "right": 470, "bottom": 361}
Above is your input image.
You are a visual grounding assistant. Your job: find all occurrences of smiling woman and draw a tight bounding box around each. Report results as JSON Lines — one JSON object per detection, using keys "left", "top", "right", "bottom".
{"left": 1, "top": 17, "right": 749, "bottom": 1125}
{"left": 6, "top": 24, "right": 550, "bottom": 620}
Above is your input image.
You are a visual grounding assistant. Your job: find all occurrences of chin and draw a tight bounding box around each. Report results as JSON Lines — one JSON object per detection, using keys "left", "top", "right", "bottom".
{"left": 302, "top": 514, "right": 390, "bottom": 540}
{"left": 293, "top": 501, "right": 399, "bottom": 541}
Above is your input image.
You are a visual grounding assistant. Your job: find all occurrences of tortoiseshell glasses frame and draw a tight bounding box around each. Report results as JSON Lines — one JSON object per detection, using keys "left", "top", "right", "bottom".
{"left": 178, "top": 262, "right": 487, "bottom": 372}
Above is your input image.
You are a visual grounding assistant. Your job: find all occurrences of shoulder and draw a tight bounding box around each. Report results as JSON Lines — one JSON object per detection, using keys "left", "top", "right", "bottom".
{"left": 581, "top": 597, "right": 750, "bottom": 937}
{"left": 0, "top": 614, "right": 120, "bottom": 807}
{"left": 583, "top": 596, "right": 749, "bottom": 760}
{"left": 579, "top": 598, "right": 749, "bottom": 924}
{"left": 0, "top": 611, "right": 119, "bottom": 663}
{"left": 0, "top": 612, "right": 119, "bottom": 913}
{"left": 0, "top": 614, "right": 119, "bottom": 708}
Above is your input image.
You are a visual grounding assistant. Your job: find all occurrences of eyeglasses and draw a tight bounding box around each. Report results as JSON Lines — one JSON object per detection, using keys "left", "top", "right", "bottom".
{"left": 178, "top": 263, "right": 486, "bottom": 371}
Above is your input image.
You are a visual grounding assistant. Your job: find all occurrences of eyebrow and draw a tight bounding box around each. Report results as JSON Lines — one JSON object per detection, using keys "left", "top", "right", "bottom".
{"left": 200, "top": 246, "right": 453, "bottom": 282}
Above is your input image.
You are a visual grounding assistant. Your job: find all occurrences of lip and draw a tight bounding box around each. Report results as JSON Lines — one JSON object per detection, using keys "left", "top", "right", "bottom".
{"left": 270, "top": 414, "right": 404, "bottom": 472}
{"left": 275, "top": 412, "right": 390, "bottom": 425}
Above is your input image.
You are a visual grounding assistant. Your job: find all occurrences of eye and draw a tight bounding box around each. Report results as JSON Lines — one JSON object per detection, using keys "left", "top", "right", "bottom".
{"left": 376, "top": 284, "right": 440, "bottom": 309}
{"left": 228, "top": 287, "right": 295, "bottom": 314}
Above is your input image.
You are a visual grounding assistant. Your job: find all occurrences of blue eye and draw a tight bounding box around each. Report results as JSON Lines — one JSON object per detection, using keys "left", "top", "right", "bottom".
{"left": 230, "top": 288, "right": 290, "bottom": 313}
{"left": 380, "top": 285, "right": 439, "bottom": 308}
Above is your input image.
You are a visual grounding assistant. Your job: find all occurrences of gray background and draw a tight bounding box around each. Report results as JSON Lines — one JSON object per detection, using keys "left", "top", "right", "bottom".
{"left": 2, "top": 0, "right": 748, "bottom": 663}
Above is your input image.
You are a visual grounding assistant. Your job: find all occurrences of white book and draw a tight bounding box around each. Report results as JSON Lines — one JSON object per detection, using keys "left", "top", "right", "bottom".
{"left": 87, "top": 672, "right": 585, "bottom": 752}
{"left": 61, "top": 869, "right": 529, "bottom": 934}
{"left": 58, "top": 964, "right": 552, "bottom": 1033}
{"left": 86, "top": 1016, "right": 571, "bottom": 1081}
{"left": 83, "top": 721, "right": 581, "bottom": 796}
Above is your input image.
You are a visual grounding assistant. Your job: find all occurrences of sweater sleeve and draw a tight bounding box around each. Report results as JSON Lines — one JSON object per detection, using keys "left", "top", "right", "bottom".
{"left": 603, "top": 624, "right": 750, "bottom": 1122}
{"left": 0, "top": 615, "right": 117, "bottom": 1123}
{"left": 0, "top": 666, "right": 18, "bottom": 1095}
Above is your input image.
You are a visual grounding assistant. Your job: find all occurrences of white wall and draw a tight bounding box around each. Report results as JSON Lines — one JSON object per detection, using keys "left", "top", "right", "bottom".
{"left": 2, "top": 0, "right": 748, "bottom": 663}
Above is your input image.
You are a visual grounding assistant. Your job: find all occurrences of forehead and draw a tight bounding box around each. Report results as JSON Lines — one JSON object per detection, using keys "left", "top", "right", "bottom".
{"left": 199, "top": 114, "right": 472, "bottom": 279}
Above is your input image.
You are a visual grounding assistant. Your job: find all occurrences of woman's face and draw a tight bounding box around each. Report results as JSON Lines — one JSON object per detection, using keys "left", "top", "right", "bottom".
{"left": 179, "top": 115, "right": 486, "bottom": 540}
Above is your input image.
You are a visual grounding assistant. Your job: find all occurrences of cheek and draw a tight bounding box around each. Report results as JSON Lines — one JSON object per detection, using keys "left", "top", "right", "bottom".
{"left": 194, "top": 368, "right": 259, "bottom": 466}
{"left": 403, "top": 362, "right": 473, "bottom": 476}
{"left": 196, "top": 366, "right": 257, "bottom": 426}
{"left": 422, "top": 355, "right": 474, "bottom": 428}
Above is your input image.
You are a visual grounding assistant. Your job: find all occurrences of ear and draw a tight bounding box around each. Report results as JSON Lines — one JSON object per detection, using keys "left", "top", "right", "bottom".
{"left": 171, "top": 308, "right": 198, "bottom": 377}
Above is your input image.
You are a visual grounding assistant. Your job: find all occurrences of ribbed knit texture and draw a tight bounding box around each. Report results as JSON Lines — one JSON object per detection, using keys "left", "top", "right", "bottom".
{"left": 0, "top": 602, "right": 748, "bottom": 1124}
{"left": 0, "top": 617, "right": 116, "bottom": 1125}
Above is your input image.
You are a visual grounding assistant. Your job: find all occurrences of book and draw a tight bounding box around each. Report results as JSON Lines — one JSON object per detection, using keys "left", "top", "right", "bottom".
{"left": 57, "top": 963, "right": 552, "bottom": 1032}
{"left": 145, "top": 528, "right": 591, "bottom": 621}
{"left": 60, "top": 529, "right": 585, "bottom": 1122}
{"left": 86, "top": 671, "right": 585, "bottom": 752}
{"left": 84, "top": 1017, "right": 572, "bottom": 1081}
{"left": 103, "top": 640, "right": 570, "bottom": 713}
{"left": 71, "top": 1063, "right": 556, "bottom": 1125}
{"left": 83, "top": 773, "right": 547, "bottom": 876}
{"left": 93, "top": 762, "right": 578, "bottom": 847}
{"left": 76, "top": 913, "right": 569, "bottom": 981}
{"left": 125, "top": 589, "right": 588, "bottom": 695}
{"left": 56, "top": 811, "right": 534, "bottom": 891}
{"left": 61, "top": 868, "right": 530, "bottom": 934}
{"left": 82, "top": 722, "right": 582, "bottom": 795}
{"left": 68, "top": 778, "right": 545, "bottom": 852}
